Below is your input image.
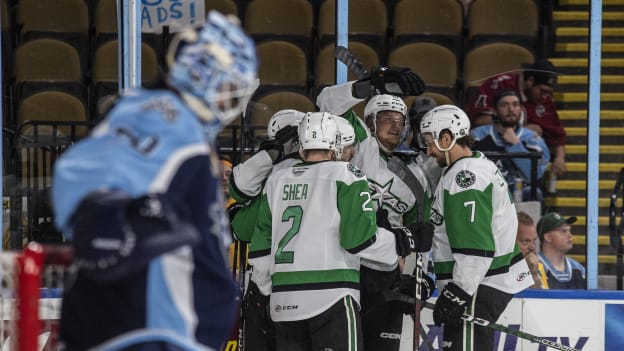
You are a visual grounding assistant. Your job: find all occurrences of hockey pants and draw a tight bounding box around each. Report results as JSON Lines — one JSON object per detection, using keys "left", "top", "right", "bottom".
{"left": 242, "top": 280, "right": 276, "bottom": 351}
{"left": 360, "top": 265, "right": 404, "bottom": 351}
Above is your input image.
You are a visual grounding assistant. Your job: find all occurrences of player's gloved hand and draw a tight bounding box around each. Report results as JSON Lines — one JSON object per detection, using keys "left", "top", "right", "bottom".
{"left": 389, "top": 226, "right": 416, "bottom": 258}
{"left": 259, "top": 125, "right": 298, "bottom": 164}
{"left": 405, "top": 222, "right": 434, "bottom": 252}
{"left": 376, "top": 207, "right": 392, "bottom": 230}
{"left": 370, "top": 66, "right": 426, "bottom": 97}
{"left": 352, "top": 66, "right": 426, "bottom": 98}
{"left": 397, "top": 273, "right": 435, "bottom": 302}
{"left": 125, "top": 194, "right": 176, "bottom": 235}
{"left": 433, "top": 282, "right": 471, "bottom": 327}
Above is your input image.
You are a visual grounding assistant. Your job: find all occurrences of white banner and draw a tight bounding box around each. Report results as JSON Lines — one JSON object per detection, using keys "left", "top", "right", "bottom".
{"left": 141, "top": 0, "right": 206, "bottom": 34}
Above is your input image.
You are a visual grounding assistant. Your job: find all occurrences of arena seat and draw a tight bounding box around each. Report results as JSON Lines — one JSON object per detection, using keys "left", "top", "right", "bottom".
{"left": 392, "top": 0, "right": 464, "bottom": 56}
{"left": 388, "top": 42, "right": 458, "bottom": 100}
{"left": 244, "top": 0, "right": 314, "bottom": 55}
{"left": 467, "top": 0, "right": 539, "bottom": 51}
{"left": 256, "top": 40, "right": 309, "bottom": 95}
{"left": 314, "top": 41, "right": 380, "bottom": 93}
{"left": 317, "top": 0, "right": 387, "bottom": 58}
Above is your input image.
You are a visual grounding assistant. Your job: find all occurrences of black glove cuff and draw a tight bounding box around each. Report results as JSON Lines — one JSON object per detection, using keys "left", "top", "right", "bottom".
{"left": 352, "top": 80, "right": 376, "bottom": 99}
{"left": 444, "top": 282, "right": 471, "bottom": 305}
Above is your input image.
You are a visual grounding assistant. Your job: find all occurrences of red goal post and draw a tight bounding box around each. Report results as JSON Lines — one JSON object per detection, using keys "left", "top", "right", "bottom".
{"left": 1, "top": 242, "right": 72, "bottom": 351}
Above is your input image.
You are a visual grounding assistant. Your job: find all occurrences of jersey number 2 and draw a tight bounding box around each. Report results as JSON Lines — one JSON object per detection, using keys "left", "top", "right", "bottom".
{"left": 275, "top": 206, "right": 303, "bottom": 264}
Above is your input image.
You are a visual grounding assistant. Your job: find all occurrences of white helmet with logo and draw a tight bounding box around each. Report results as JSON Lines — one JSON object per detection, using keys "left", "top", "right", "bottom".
{"left": 334, "top": 116, "right": 355, "bottom": 160}
{"left": 267, "top": 109, "right": 305, "bottom": 139}
{"left": 420, "top": 104, "right": 470, "bottom": 151}
{"left": 363, "top": 94, "right": 408, "bottom": 128}
{"left": 298, "top": 112, "right": 338, "bottom": 151}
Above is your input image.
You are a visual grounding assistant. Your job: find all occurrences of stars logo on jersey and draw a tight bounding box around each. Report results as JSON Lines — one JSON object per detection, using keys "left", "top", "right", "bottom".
{"left": 455, "top": 170, "right": 476, "bottom": 188}
{"left": 370, "top": 179, "right": 408, "bottom": 213}
{"left": 347, "top": 162, "right": 363, "bottom": 177}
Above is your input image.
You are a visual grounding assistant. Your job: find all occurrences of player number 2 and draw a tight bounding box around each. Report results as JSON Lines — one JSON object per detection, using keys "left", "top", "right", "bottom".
{"left": 275, "top": 206, "right": 303, "bottom": 264}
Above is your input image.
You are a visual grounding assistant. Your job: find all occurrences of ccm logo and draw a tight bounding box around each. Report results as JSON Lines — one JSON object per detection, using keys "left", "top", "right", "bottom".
{"left": 379, "top": 333, "right": 401, "bottom": 340}
{"left": 274, "top": 305, "right": 298, "bottom": 312}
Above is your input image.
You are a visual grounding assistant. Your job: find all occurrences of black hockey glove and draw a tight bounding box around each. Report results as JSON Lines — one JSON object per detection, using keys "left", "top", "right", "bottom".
{"left": 390, "top": 226, "right": 416, "bottom": 258}
{"left": 352, "top": 66, "right": 426, "bottom": 98}
{"left": 433, "top": 282, "right": 471, "bottom": 327}
{"left": 259, "top": 125, "right": 298, "bottom": 164}
{"left": 370, "top": 66, "right": 426, "bottom": 97}
{"left": 397, "top": 273, "right": 435, "bottom": 303}
{"left": 375, "top": 207, "right": 392, "bottom": 230}
{"left": 405, "top": 222, "right": 434, "bottom": 252}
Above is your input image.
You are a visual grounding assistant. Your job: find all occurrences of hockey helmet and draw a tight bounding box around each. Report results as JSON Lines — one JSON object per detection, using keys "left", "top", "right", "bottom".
{"left": 334, "top": 116, "right": 355, "bottom": 160}
{"left": 267, "top": 109, "right": 305, "bottom": 139}
{"left": 363, "top": 94, "right": 408, "bottom": 129}
{"left": 420, "top": 105, "right": 470, "bottom": 151}
{"left": 298, "top": 112, "right": 338, "bottom": 151}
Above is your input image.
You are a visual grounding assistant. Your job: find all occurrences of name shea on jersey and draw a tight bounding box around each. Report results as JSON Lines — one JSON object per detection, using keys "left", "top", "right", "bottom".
{"left": 282, "top": 183, "right": 309, "bottom": 201}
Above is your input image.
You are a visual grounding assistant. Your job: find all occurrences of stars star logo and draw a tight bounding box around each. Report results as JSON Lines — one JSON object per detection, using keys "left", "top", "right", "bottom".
{"left": 455, "top": 170, "right": 476, "bottom": 188}
{"left": 369, "top": 179, "right": 408, "bottom": 213}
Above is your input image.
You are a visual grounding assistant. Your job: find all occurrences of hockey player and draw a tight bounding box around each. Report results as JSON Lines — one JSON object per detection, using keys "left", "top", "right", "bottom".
{"left": 248, "top": 112, "right": 421, "bottom": 351}
{"left": 51, "top": 12, "right": 258, "bottom": 351}
{"left": 229, "top": 109, "right": 304, "bottom": 351}
{"left": 229, "top": 110, "right": 356, "bottom": 351}
{"left": 316, "top": 70, "right": 435, "bottom": 351}
{"left": 420, "top": 105, "right": 533, "bottom": 351}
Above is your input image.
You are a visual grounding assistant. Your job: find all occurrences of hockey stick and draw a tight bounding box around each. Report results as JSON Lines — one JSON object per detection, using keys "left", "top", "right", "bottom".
{"left": 333, "top": 45, "right": 369, "bottom": 80}
{"left": 237, "top": 241, "right": 248, "bottom": 351}
{"left": 421, "top": 301, "right": 581, "bottom": 351}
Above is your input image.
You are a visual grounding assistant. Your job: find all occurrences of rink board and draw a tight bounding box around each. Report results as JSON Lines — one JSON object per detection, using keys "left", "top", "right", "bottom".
{"left": 399, "top": 289, "right": 624, "bottom": 351}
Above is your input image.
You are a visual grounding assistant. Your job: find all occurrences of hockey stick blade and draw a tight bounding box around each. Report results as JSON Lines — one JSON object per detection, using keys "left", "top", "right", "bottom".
{"left": 421, "top": 301, "right": 581, "bottom": 351}
{"left": 333, "top": 46, "right": 369, "bottom": 80}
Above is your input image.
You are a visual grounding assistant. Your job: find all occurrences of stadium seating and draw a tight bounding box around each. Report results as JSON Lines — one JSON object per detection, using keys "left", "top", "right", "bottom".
{"left": 317, "top": 0, "right": 387, "bottom": 58}
{"left": 387, "top": 42, "right": 458, "bottom": 101}
{"left": 244, "top": 0, "right": 314, "bottom": 55}
{"left": 392, "top": 0, "right": 464, "bottom": 55}
{"left": 256, "top": 40, "right": 309, "bottom": 95}
{"left": 467, "top": 0, "right": 539, "bottom": 51}
{"left": 205, "top": 0, "right": 239, "bottom": 17}
{"left": 314, "top": 41, "right": 380, "bottom": 93}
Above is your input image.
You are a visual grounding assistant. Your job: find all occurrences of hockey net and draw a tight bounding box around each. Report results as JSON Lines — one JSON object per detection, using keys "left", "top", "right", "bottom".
{"left": 0, "top": 242, "right": 73, "bottom": 351}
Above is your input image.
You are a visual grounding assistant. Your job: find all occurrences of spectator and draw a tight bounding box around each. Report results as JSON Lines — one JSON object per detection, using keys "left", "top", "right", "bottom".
{"left": 465, "top": 59, "right": 567, "bottom": 177}
{"left": 420, "top": 105, "right": 533, "bottom": 351}
{"left": 537, "top": 212, "right": 587, "bottom": 289}
{"left": 516, "top": 211, "right": 548, "bottom": 289}
{"left": 51, "top": 11, "right": 258, "bottom": 350}
{"left": 471, "top": 90, "right": 550, "bottom": 202}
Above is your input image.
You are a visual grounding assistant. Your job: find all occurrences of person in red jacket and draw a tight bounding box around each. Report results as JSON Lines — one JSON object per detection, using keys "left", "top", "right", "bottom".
{"left": 465, "top": 59, "right": 567, "bottom": 177}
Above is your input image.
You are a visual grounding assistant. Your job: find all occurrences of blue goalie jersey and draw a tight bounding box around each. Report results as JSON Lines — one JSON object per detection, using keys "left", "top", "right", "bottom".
{"left": 52, "top": 89, "right": 236, "bottom": 350}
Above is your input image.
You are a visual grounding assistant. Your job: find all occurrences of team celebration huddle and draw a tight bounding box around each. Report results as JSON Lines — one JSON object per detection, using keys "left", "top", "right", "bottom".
{"left": 49, "top": 9, "right": 577, "bottom": 351}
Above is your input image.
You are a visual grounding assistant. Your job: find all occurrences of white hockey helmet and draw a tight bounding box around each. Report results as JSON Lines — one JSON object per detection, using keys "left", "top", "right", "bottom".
{"left": 363, "top": 94, "right": 408, "bottom": 129}
{"left": 420, "top": 104, "right": 470, "bottom": 151}
{"left": 334, "top": 116, "right": 355, "bottom": 160}
{"left": 267, "top": 109, "right": 305, "bottom": 139}
{"left": 298, "top": 112, "right": 338, "bottom": 151}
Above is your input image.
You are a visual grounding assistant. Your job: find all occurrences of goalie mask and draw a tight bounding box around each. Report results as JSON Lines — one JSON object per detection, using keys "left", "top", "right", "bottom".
{"left": 167, "top": 11, "right": 258, "bottom": 130}
{"left": 298, "top": 112, "right": 338, "bottom": 151}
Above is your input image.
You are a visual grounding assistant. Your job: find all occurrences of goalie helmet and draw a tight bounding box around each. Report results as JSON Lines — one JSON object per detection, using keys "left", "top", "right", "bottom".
{"left": 298, "top": 112, "right": 338, "bottom": 151}
{"left": 420, "top": 105, "right": 470, "bottom": 151}
{"left": 267, "top": 109, "right": 305, "bottom": 139}
{"left": 363, "top": 94, "right": 408, "bottom": 129}
{"left": 167, "top": 11, "right": 258, "bottom": 127}
{"left": 334, "top": 116, "right": 355, "bottom": 160}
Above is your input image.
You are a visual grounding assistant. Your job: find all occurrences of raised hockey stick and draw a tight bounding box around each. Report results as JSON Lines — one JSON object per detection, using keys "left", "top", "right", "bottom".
{"left": 421, "top": 301, "right": 581, "bottom": 351}
{"left": 333, "top": 45, "right": 369, "bottom": 80}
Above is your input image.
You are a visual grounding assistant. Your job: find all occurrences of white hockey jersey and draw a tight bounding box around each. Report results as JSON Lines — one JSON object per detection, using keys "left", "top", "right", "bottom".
{"left": 430, "top": 151, "right": 533, "bottom": 295}
{"left": 249, "top": 160, "right": 400, "bottom": 322}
